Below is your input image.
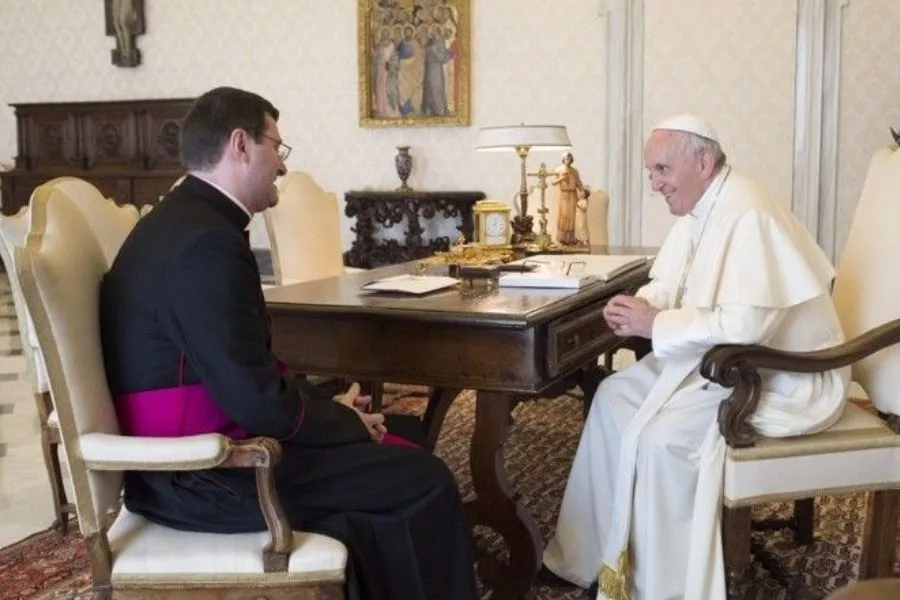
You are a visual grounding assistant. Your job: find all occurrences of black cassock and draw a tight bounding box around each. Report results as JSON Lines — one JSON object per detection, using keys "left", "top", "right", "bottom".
{"left": 100, "top": 176, "right": 477, "bottom": 600}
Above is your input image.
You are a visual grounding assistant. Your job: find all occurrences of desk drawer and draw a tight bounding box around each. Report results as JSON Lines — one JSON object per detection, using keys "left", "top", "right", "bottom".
{"left": 546, "top": 303, "right": 618, "bottom": 377}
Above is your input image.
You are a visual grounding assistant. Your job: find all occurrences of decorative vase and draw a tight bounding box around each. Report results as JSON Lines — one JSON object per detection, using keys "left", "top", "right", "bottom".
{"left": 394, "top": 146, "right": 413, "bottom": 191}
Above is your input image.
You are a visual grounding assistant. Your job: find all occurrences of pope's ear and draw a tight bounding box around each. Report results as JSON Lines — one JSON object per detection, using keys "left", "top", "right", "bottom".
{"left": 698, "top": 148, "right": 716, "bottom": 178}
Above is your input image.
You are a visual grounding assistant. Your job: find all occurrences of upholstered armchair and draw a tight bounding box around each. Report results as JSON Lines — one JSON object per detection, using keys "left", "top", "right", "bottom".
{"left": 0, "top": 179, "right": 139, "bottom": 533}
{"left": 264, "top": 172, "right": 364, "bottom": 288}
{"left": 0, "top": 204, "right": 73, "bottom": 533}
{"left": 18, "top": 180, "right": 348, "bottom": 598}
{"left": 701, "top": 143, "right": 900, "bottom": 597}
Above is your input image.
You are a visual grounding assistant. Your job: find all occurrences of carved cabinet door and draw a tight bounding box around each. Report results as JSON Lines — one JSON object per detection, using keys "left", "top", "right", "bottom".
{"left": 82, "top": 109, "right": 139, "bottom": 170}
{"left": 141, "top": 101, "right": 193, "bottom": 170}
{"left": 25, "top": 110, "right": 79, "bottom": 170}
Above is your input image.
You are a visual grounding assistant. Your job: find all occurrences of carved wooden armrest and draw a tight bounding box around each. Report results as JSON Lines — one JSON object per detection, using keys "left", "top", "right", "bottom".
{"left": 217, "top": 437, "right": 291, "bottom": 573}
{"left": 700, "top": 318, "right": 900, "bottom": 448}
{"left": 83, "top": 433, "right": 292, "bottom": 573}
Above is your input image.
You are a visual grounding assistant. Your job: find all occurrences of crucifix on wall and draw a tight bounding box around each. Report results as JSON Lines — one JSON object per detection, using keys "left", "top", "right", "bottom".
{"left": 104, "top": 0, "right": 145, "bottom": 67}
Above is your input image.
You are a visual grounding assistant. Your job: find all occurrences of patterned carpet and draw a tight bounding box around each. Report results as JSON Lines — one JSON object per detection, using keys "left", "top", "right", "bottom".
{"left": 1, "top": 387, "right": 897, "bottom": 600}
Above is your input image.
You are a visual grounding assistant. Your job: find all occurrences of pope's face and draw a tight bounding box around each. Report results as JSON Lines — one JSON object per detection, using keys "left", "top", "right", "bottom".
{"left": 643, "top": 130, "right": 708, "bottom": 217}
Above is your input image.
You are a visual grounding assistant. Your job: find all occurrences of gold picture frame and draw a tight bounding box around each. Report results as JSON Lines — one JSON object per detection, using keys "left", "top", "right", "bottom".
{"left": 358, "top": 0, "right": 470, "bottom": 128}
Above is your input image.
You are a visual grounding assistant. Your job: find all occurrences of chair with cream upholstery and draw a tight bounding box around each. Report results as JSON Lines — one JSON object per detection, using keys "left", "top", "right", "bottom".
{"left": 17, "top": 184, "right": 348, "bottom": 598}
{"left": 701, "top": 141, "right": 900, "bottom": 596}
{"left": 0, "top": 203, "right": 74, "bottom": 533}
{"left": 0, "top": 179, "right": 138, "bottom": 534}
{"left": 264, "top": 171, "right": 363, "bottom": 287}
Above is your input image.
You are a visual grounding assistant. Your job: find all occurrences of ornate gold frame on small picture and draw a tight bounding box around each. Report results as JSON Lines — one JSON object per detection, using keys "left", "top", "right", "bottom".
{"left": 357, "top": 0, "right": 471, "bottom": 128}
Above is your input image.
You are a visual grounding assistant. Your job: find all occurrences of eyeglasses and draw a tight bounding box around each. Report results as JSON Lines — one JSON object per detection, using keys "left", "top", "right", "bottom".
{"left": 260, "top": 132, "right": 292, "bottom": 163}
{"left": 523, "top": 259, "right": 586, "bottom": 276}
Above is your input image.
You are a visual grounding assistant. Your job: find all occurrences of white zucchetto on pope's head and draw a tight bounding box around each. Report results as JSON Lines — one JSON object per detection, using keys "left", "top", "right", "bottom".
{"left": 653, "top": 114, "right": 720, "bottom": 144}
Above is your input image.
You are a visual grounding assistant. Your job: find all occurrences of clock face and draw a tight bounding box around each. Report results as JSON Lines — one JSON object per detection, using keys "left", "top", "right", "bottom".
{"left": 484, "top": 212, "right": 507, "bottom": 244}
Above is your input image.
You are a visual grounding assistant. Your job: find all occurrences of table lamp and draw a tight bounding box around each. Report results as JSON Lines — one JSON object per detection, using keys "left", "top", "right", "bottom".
{"left": 475, "top": 124, "right": 571, "bottom": 244}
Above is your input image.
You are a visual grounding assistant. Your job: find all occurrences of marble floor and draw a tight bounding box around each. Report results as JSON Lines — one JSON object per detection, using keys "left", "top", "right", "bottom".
{"left": 0, "top": 276, "right": 73, "bottom": 549}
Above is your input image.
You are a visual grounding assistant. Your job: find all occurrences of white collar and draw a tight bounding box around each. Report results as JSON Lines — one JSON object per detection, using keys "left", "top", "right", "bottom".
{"left": 190, "top": 173, "right": 252, "bottom": 221}
{"left": 689, "top": 165, "right": 730, "bottom": 222}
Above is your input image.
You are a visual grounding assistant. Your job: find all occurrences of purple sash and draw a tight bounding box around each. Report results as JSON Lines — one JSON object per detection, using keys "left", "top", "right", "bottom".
{"left": 114, "top": 355, "right": 249, "bottom": 439}
{"left": 114, "top": 355, "right": 421, "bottom": 449}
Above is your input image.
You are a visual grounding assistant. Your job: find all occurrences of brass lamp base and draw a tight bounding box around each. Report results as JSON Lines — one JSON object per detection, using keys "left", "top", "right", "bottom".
{"left": 511, "top": 215, "right": 535, "bottom": 245}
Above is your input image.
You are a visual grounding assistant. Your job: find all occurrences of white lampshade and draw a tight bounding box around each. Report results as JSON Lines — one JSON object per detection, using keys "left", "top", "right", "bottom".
{"left": 475, "top": 124, "right": 572, "bottom": 152}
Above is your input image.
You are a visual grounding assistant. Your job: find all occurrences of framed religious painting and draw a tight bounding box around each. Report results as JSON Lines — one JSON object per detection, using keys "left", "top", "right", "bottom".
{"left": 358, "top": 0, "right": 471, "bottom": 127}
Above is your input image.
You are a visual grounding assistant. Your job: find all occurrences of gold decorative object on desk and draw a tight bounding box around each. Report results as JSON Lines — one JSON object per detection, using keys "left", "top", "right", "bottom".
{"left": 527, "top": 162, "right": 554, "bottom": 249}
{"left": 473, "top": 199, "right": 512, "bottom": 246}
{"left": 416, "top": 242, "right": 514, "bottom": 272}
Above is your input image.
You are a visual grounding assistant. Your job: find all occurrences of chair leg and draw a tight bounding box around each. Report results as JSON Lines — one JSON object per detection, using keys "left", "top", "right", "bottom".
{"left": 792, "top": 498, "right": 815, "bottom": 545}
{"left": 859, "top": 489, "right": 900, "bottom": 579}
{"left": 41, "top": 427, "right": 71, "bottom": 534}
{"left": 722, "top": 505, "right": 752, "bottom": 600}
{"left": 34, "top": 391, "right": 71, "bottom": 534}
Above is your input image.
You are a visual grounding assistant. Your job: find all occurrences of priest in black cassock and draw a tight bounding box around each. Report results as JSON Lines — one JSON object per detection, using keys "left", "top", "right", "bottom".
{"left": 100, "top": 86, "right": 477, "bottom": 600}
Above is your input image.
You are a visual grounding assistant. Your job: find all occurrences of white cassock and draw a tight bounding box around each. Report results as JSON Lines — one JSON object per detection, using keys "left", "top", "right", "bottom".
{"left": 542, "top": 166, "right": 849, "bottom": 600}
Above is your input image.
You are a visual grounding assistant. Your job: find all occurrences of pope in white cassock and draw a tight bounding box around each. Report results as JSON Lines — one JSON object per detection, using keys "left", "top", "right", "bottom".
{"left": 541, "top": 115, "right": 849, "bottom": 600}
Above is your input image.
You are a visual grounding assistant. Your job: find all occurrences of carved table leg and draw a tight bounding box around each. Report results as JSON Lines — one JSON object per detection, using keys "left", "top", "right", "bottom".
{"left": 465, "top": 390, "right": 542, "bottom": 600}
{"left": 423, "top": 387, "right": 462, "bottom": 452}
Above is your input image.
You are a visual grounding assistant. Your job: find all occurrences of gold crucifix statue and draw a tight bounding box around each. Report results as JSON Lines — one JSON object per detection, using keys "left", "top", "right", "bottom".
{"left": 105, "top": 0, "right": 145, "bottom": 67}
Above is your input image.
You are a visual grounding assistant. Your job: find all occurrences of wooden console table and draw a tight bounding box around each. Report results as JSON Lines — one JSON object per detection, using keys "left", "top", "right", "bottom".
{"left": 0, "top": 98, "right": 192, "bottom": 215}
{"left": 342, "top": 190, "right": 485, "bottom": 268}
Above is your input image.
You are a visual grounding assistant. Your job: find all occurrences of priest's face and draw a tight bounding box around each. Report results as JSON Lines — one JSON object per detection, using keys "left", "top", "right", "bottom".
{"left": 644, "top": 130, "right": 709, "bottom": 216}
{"left": 244, "top": 115, "right": 288, "bottom": 213}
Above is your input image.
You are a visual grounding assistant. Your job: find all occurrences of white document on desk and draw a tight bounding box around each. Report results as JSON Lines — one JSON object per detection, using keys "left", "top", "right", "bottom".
{"left": 499, "top": 254, "right": 652, "bottom": 289}
{"left": 362, "top": 274, "right": 459, "bottom": 295}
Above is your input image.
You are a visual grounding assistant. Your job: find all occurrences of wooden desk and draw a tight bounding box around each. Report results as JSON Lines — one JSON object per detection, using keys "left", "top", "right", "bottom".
{"left": 265, "top": 251, "right": 652, "bottom": 600}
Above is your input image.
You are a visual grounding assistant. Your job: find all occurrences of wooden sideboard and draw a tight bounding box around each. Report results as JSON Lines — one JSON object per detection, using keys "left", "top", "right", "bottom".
{"left": 0, "top": 98, "right": 193, "bottom": 215}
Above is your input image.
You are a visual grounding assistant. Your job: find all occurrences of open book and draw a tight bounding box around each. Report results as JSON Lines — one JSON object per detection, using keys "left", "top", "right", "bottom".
{"left": 498, "top": 254, "right": 651, "bottom": 289}
{"left": 362, "top": 274, "right": 459, "bottom": 295}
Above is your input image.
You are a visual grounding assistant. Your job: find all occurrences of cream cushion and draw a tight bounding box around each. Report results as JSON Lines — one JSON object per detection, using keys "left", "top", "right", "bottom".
{"left": 724, "top": 402, "right": 900, "bottom": 507}
{"left": 832, "top": 145, "right": 900, "bottom": 414}
{"left": 109, "top": 508, "right": 347, "bottom": 584}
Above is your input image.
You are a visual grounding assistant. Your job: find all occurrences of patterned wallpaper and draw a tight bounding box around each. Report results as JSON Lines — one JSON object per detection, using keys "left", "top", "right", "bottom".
{"left": 836, "top": 0, "right": 900, "bottom": 261}
{"left": 0, "top": 0, "right": 607, "bottom": 249}
{"left": 642, "top": 0, "right": 798, "bottom": 246}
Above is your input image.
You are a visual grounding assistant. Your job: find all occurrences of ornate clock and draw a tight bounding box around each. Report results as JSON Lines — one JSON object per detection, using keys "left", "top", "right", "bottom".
{"left": 473, "top": 200, "right": 512, "bottom": 246}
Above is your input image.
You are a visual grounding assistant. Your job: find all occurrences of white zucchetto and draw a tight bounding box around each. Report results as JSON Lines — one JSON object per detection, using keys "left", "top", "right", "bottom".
{"left": 653, "top": 114, "right": 720, "bottom": 143}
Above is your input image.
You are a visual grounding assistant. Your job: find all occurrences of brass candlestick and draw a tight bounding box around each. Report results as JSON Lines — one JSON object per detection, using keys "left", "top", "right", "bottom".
{"left": 528, "top": 162, "right": 553, "bottom": 248}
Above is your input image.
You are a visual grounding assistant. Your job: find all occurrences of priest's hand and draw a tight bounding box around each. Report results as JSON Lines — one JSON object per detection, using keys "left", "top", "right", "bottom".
{"left": 603, "top": 294, "right": 659, "bottom": 339}
{"left": 357, "top": 411, "right": 387, "bottom": 443}
{"left": 334, "top": 382, "right": 373, "bottom": 409}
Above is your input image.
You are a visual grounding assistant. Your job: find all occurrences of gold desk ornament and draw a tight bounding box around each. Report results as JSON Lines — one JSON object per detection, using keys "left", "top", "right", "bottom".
{"left": 473, "top": 200, "right": 513, "bottom": 247}
{"left": 416, "top": 242, "right": 515, "bottom": 270}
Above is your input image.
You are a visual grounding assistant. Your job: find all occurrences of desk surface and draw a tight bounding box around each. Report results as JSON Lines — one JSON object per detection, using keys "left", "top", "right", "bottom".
{"left": 266, "top": 245, "right": 655, "bottom": 328}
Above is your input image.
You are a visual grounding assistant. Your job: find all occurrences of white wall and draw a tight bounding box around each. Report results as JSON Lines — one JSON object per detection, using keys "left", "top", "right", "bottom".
{"left": 641, "top": 0, "right": 798, "bottom": 246}
{"left": 0, "top": 0, "right": 607, "bottom": 249}
{"left": 835, "top": 0, "right": 900, "bottom": 260}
